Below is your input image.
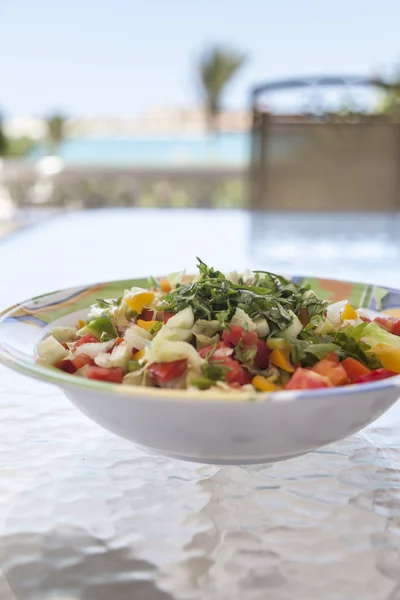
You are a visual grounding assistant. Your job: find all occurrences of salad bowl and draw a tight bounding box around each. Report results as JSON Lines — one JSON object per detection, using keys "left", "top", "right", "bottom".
{"left": 0, "top": 271, "right": 400, "bottom": 465}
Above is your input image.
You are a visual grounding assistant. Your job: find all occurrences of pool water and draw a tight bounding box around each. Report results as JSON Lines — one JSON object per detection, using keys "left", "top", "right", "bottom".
{"left": 30, "top": 133, "right": 249, "bottom": 167}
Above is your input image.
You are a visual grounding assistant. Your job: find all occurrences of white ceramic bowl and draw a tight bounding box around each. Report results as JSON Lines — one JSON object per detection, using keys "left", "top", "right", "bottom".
{"left": 0, "top": 276, "right": 399, "bottom": 465}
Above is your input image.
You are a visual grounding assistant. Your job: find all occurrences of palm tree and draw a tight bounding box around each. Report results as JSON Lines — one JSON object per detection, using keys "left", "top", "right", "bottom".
{"left": 46, "top": 114, "right": 66, "bottom": 155}
{"left": 198, "top": 45, "right": 247, "bottom": 131}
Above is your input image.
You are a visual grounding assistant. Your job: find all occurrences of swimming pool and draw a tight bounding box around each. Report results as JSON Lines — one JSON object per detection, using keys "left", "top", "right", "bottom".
{"left": 30, "top": 133, "right": 250, "bottom": 167}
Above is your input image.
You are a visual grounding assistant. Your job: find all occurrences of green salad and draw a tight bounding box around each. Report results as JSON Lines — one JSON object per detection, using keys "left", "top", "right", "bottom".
{"left": 37, "top": 259, "right": 400, "bottom": 392}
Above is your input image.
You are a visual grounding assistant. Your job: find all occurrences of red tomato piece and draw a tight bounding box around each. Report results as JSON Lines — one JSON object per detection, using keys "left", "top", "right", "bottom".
{"left": 198, "top": 342, "right": 231, "bottom": 359}
{"left": 147, "top": 359, "right": 188, "bottom": 384}
{"left": 140, "top": 309, "right": 155, "bottom": 322}
{"left": 325, "top": 352, "right": 339, "bottom": 364}
{"left": 162, "top": 311, "right": 175, "bottom": 324}
{"left": 285, "top": 368, "right": 332, "bottom": 390}
{"left": 87, "top": 366, "right": 124, "bottom": 384}
{"left": 222, "top": 325, "right": 243, "bottom": 346}
{"left": 224, "top": 358, "right": 252, "bottom": 386}
{"left": 55, "top": 359, "right": 77, "bottom": 374}
{"left": 73, "top": 333, "right": 99, "bottom": 350}
{"left": 222, "top": 325, "right": 258, "bottom": 348}
{"left": 72, "top": 353, "right": 94, "bottom": 369}
{"left": 341, "top": 357, "right": 370, "bottom": 383}
{"left": 312, "top": 355, "right": 348, "bottom": 386}
{"left": 254, "top": 339, "right": 270, "bottom": 369}
{"left": 391, "top": 320, "right": 400, "bottom": 337}
{"left": 354, "top": 368, "right": 397, "bottom": 384}
{"left": 374, "top": 317, "right": 393, "bottom": 332}
{"left": 360, "top": 316, "right": 371, "bottom": 323}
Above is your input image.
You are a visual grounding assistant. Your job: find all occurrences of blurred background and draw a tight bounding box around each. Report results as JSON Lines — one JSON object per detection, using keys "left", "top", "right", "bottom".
{"left": 1, "top": 0, "right": 400, "bottom": 277}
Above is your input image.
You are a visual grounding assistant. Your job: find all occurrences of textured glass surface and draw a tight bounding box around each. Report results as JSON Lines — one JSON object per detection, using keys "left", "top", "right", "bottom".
{"left": 1, "top": 209, "right": 400, "bottom": 600}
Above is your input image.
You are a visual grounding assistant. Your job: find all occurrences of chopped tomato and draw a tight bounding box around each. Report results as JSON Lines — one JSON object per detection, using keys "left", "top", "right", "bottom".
{"left": 312, "top": 356, "right": 349, "bottom": 386}
{"left": 285, "top": 368, "right": 332, "bottom": 390}
{"left": 341, "top": 357, "right": 370, "bottom": 383}
{"left": 72, "top": 353, "right": 94, "bottom": 370}
{"left": 147, "top": 359, "right": 188, "bottom": 384}
{"left": 254, "top": 339, "right": 270, "bottom": 369}
{"left": 374, "top": 317, "right": 393, "bottom": 332}
{"left": 73, "top": 333, "right": 99, "bottom": 350}
{"left": 198, "top": 342, "right": 232, "bottom": 359}
{"left": 140, "top": 309, "right": 155, "bottom": 322}
{"left": 360, "top": 316, "right": 371, "bottom": 323}
{"left": 162, "top": 311, "right": 175, "bottom": 324}
{"left": 223, "top": 357, "right": 252, "bottom": 386}
{"left": 198, "top": 342, "right": 250, "bottom": 386}
{"left": 354, "top": 368, "right": 397, "bottom": 384}
{"left": 325, "top": 352, "right": 339, "bottom": 364}
{"left": 222, "top": 325, "right": 258, "bottom": 348}
{"left": 87, "top": 366, "right": 124, "bottom": 384}
{"left": 375, "top": 316, "right": 400, "bottom": 337}
{"left": 55, "top": 359, "right": 77, "bottom": 374}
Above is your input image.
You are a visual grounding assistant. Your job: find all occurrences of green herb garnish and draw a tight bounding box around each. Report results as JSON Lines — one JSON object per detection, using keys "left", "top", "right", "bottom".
{"left": 158, "top": 259, "right": 327, "bottom": 336}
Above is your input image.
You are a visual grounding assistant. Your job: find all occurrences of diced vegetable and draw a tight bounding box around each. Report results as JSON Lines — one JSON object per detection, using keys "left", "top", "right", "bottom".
{"left": 73, "top": 333, "right": 100, "bottom": 349}
{"left": 55, "top": 359, "right": 77, "bottom": 374}
{"left": 266, "top": 338, "right": 290, "bottom": 351}
{"left": 269, "top": 348, "right": 294, "bottom": 373}
{"left": 341, "top": 357, "right": 370, "bottom": 383}
{"left": 133, "top": 349, "right": 145, "bottom": 361}
{"left": 370, "top": 344, "right": 400, "bottom": 373}
{"left": 137, "top": 319, "right": 158, "bottom": 333}
{"left": 280, "top": 311, "right": 303, "bottom": 339}
{"left": 341, "top": 303, "right": 358, "bottom": 321}
{"left": 354, "top": 368, "right": 397, "bottom": 384}
{"left": 77, "top": 317, "right": 117, "bottom": 341}
{"left": 72, "top": 353, "right": 94, "bottom": 370}
{"left": 252, "top": 376, "right": 281, "bottom": 392}
{"left": 87, "top": 366, "right": 124, "bottom": 384}
{"left": 51, "top": 326, "right": 78, "bottom": 343}
{"left": 147, "top": 359, "right": 188, "bottom": 384}
{"left": 254, "top": 340, "right": 270, "bottom": 370}
{"left": 312, "top": 356, "right": 349, "bottom": 386}
{"left": 165, "top": 307, "right": 194, "bottom": 330}
{"left": 361, "top": 322, "right": 400, "bottom": 350}
{"left": 230, "top": 307, "right": 257, "bottom": 332}
{"left": 160, "top": 279, "right": 172, "bottom": 293}
{"left": 37, "top": 336, "right": 69, "bottom": 365}
{"left": 285, "top": 368, "right": 332, "bottom": 390}
{"left": 125, "top": 291, "right": 155, "bottom": 315}
{"left": 74, "top": 339, "right": 115, "bottom": 358}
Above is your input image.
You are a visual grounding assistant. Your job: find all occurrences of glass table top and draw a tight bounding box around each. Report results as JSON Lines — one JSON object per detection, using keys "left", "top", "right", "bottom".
{"left": 1, "top": 208, "right": 400, "bottom": 600}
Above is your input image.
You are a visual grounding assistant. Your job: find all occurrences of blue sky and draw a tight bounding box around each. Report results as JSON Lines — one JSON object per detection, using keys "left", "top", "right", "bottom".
{"left": 1, "top": 0, "right": 400, "bottom": 117}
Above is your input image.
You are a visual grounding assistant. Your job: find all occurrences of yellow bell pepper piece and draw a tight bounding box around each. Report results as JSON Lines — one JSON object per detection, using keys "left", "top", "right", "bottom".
{"left": 252, "top": 375, "right": 282, "bottom": 392}
{"left": 125, "top": 291, "right": 155, "bottom": 314}
{"left": 341, "top": 303, "right": 358, "bottom": 321}
{"left": 160, "top": 279, "right": 172, "bottom": 293}
{"left": 372, "top": 344, "right": 400, "bottom": 373}
{"left": 78, "top": 319, "right": 85, "bottom": 329}
{"left": 270, "top": 348, "right": 294, "bottom": 372}
{"left": 133, "top": 349, "right": 145, "bottom": 361}
{"left": 137, "top": 319, "right": 158, "bottom": 333}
